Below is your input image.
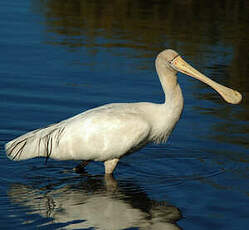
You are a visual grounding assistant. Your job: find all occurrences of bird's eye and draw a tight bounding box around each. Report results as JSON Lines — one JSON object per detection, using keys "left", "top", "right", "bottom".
{"left": 168, "top": 58, "right": 175, "bottom": 65}
{"left": 169, "top": 55, "right": 179, "bottom": 66}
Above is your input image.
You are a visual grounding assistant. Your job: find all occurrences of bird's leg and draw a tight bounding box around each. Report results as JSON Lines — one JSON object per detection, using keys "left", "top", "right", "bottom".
{"left": 104, "top": 158, "right": 119, "bottom": 174}
{"left": 104, "top": 174, "right": 118, "bottom": 191}
{"left": 74, "top": 160, "right": 90, "bottom": 173}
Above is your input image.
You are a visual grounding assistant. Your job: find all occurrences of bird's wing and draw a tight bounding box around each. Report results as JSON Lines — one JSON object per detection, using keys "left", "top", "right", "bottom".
{"left": 5, "top": 103, "right": 152, "bottom": 162}
{"left": 57, "top": 104, "right": 152, "bottom": 161}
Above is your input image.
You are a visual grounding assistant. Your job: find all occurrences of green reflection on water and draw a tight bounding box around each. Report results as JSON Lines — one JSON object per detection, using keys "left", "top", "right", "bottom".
{"left": 33, "top": 0, "right": 248, "bottom": 94}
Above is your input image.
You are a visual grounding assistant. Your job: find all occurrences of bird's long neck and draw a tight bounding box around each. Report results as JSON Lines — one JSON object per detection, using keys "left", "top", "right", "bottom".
{"left": 147, "top": 60, "right": 184, "bottom": 144}
{"left": 155, "top": 60, "right": 183, "bottom": 109}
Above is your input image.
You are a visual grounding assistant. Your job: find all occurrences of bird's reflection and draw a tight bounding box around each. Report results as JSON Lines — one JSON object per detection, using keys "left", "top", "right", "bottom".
{"left": 8, "top": 173, "right": 182, "bottom": 229}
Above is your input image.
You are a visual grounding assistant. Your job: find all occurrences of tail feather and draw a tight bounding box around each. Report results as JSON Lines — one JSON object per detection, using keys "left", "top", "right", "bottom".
{"left": 5, "top": 124, "right": 65, "bottom": 161}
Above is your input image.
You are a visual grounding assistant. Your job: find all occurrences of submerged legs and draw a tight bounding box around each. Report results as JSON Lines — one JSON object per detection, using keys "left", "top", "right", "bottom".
{"left": 104, "top": 158, "right": 119, "bottom": 174}
{"left": 74, "top": 158, "right": 119, "bottom": 174}
{"left": 74, "top": 160, "right": 90, "bottom": 173}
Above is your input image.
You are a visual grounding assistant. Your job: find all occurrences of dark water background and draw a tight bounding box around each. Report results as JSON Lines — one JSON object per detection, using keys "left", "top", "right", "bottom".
{"left": 1, "top": 0, "right": 249, "bottom": 229}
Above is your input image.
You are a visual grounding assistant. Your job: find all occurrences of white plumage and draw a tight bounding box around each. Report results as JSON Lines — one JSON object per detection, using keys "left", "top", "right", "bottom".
{"left": 5, "top": 49, "right": 242, "bottom": 174}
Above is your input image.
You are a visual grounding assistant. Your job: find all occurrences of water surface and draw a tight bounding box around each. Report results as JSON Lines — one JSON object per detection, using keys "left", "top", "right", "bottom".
{"left": 1, "top": 0, "right": 249, "bottom": 229}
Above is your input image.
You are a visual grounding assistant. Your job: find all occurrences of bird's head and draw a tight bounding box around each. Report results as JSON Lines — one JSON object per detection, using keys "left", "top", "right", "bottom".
{"left": 156, "top": 49, "right": 242, "bottom": 104}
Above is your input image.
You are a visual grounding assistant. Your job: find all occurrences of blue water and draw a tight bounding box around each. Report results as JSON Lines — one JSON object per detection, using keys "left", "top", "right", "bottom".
{"left": 1, "top": 1, "right": 249, "bottom": 229}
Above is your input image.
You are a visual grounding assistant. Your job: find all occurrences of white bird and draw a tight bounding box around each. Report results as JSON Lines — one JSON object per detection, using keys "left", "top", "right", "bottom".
{"left": 5, "top": 49, "right": 242, "bottom": 174}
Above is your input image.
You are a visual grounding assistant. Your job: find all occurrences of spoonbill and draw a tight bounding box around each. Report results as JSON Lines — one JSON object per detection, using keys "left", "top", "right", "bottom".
{"left": 5, "top": 49, "right": 242, "bottom": 174}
